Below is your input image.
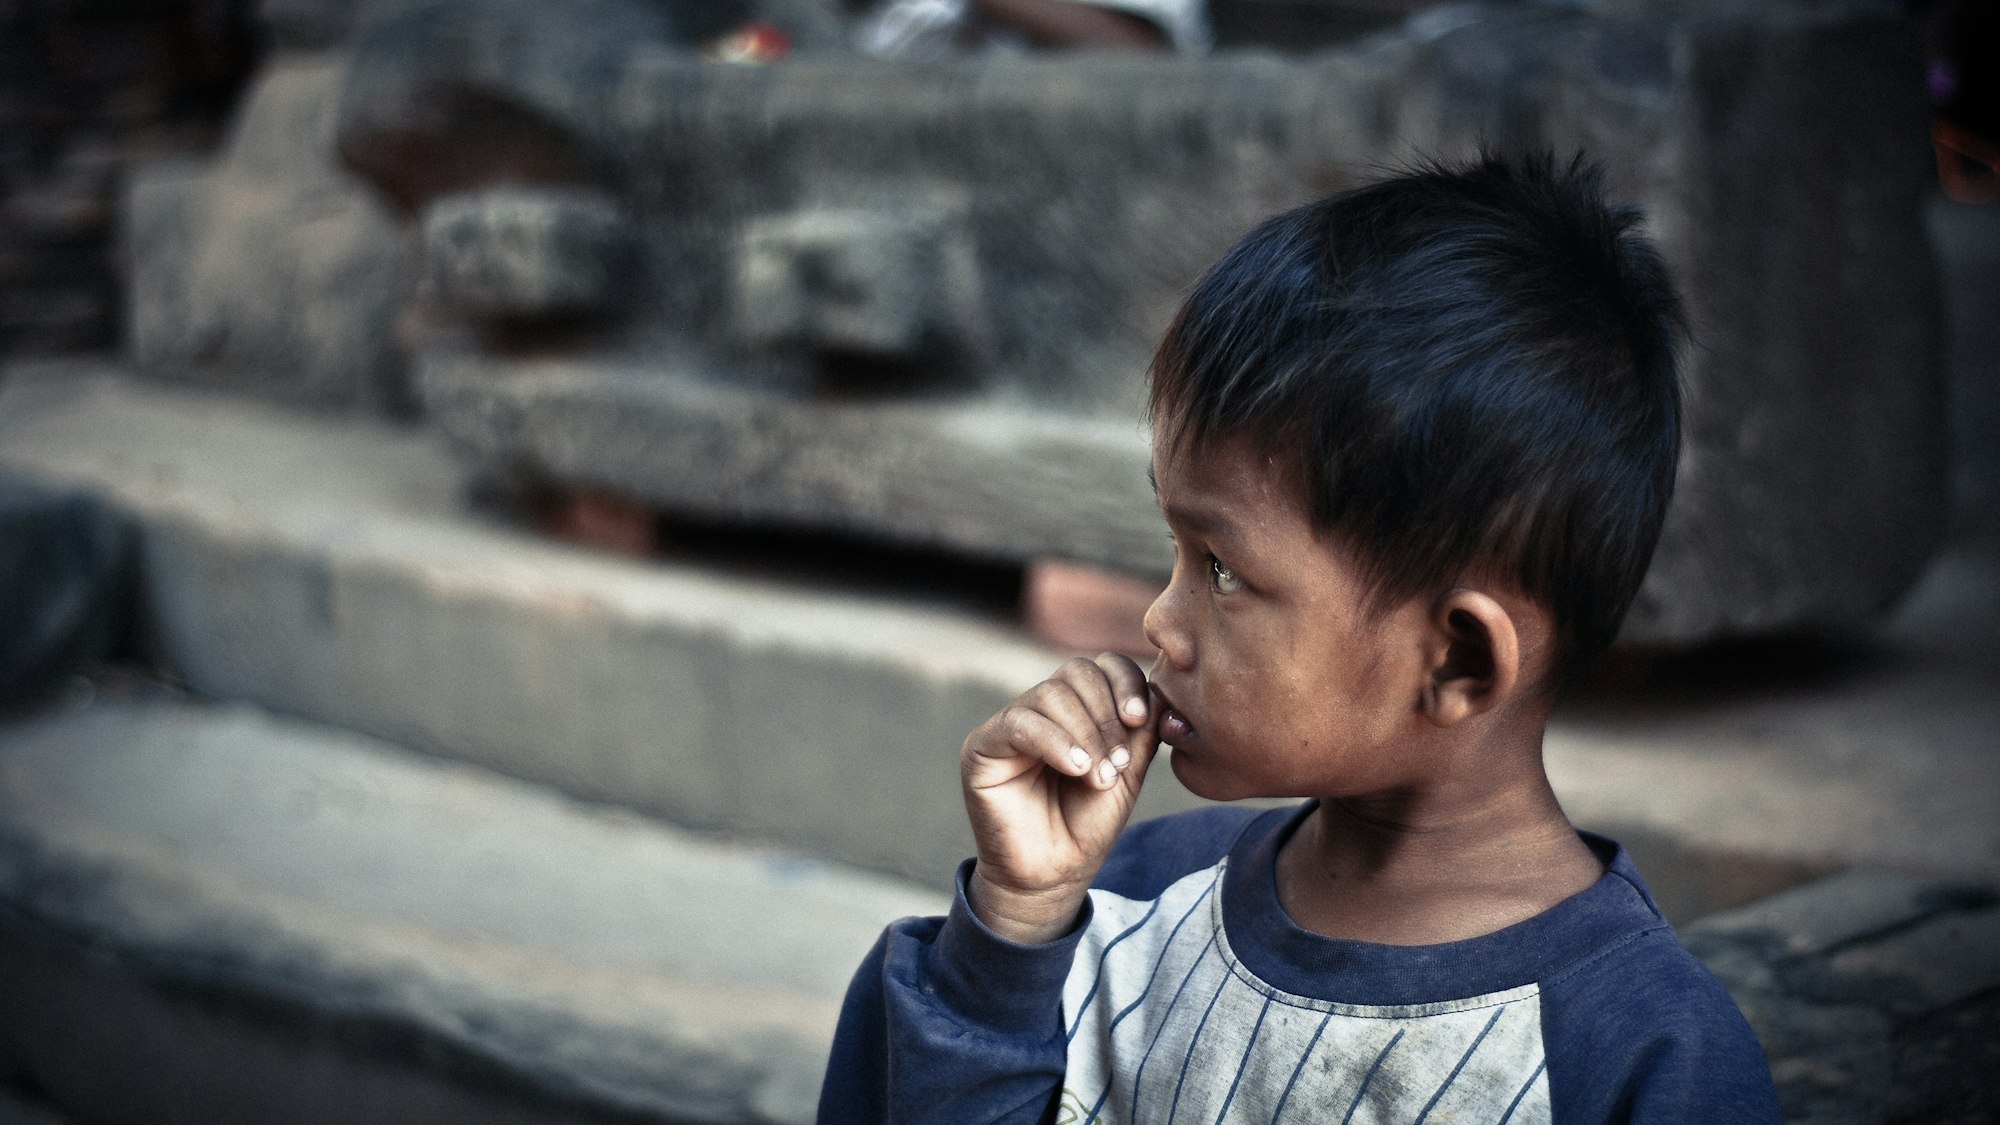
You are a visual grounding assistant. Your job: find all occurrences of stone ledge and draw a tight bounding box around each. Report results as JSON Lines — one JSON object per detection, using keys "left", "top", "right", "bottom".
{"left": 0, "top": 696, "right": 946, "bottom": 1124}
{"left": 0, "top": 362, "right": 1120, "bottom": 886}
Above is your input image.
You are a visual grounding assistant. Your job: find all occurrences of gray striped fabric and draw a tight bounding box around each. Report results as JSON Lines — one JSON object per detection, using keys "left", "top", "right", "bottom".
{"left": 1059, "top": 861, "right": 1551, "bottom": 1125}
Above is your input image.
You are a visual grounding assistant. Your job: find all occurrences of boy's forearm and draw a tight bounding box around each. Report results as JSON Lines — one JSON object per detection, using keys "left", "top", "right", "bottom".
{"left": 820, "top": 864, "right": 1084, "bottom": 1124}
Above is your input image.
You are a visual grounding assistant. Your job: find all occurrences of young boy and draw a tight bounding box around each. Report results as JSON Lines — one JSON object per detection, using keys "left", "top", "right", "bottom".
{"left": 819, "top": 153, "right": 1781, "bottom": 1123}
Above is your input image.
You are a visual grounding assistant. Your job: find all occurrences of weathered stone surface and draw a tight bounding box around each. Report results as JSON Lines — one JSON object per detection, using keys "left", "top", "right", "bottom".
{"left": 1682, "top": 868, "right": 1987, "bottom": 960}
{"left": 1884, "top": 990, "right": 2000, "bottom": 1124}
{"left": 422, "top": 355, "right": 1169, "bottom": 573}
{"left": 0, "top": 696, "right": 944, "bottom": 1124}
{"left": 382, "top": 2, "right": 1945, "bottom": 644}
{"left": 125, "top": 57, "right": 408, "bottom": 409}
{"left": 1685, "top": 869, "right": 2000, "bottom": 1125}
{"left": 0, "top": 477, "right": 132, "bottom": 709}
{"left": 420, "top": 188, "right": 631, "bottom": 321}
{"left": 1815, "top": 904, "right": 2000, "bottom": 1017}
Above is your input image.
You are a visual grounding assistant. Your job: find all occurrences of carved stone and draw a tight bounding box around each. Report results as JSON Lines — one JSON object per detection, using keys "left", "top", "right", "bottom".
{"left": 420, "top": 187, "right": 631, "bottom": 321}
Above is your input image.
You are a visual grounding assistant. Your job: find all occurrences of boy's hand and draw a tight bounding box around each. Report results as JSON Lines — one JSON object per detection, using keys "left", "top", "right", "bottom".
{"left": 961, "top": 652, "right": 1159, "bottom": 944}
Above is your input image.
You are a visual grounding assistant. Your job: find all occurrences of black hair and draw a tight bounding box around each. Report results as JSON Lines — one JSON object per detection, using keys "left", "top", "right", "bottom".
{"left": 1150, "top": 151, "right": 1685, "bottom": 689}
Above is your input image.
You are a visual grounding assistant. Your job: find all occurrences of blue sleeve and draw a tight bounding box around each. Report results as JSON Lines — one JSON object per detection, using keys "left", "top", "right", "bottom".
{"left": 1541, "top": 931, "right": 1782, "bottom": 1124}
{"left": 817, "top": 860, "right": 1090, "bottom": 1125}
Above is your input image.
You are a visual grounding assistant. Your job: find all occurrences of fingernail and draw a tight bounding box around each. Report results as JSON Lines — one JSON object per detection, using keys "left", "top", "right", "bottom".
{"left": 1110, "top": 747, "right": 1131, "bottom": 769}
{"left": 1123, "top": 697, "right": 1146, "bottom": 718}
{"left": 1069, "top": 747, "right": 1090, "bottom": 772}
{"left": 1096, "top": 760, "right": 1117, "bottom": 785}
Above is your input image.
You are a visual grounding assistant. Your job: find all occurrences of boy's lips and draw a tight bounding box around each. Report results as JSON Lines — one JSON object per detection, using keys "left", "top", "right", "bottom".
{"left": 1151, "top": 684, "right": 1196, "bottom": 745}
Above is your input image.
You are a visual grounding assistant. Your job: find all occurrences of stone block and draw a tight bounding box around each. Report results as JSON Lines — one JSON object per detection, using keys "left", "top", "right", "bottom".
{"left": 419, "top": 187, "right": 630, "bottom": 321}
{"left": 373, "top": 1, "right": 1947, "bottom": 645}
{"left": 124, "top": 58, "right": 408, "bottom": 410}
{"left": 420, "top": 355, "right": 1170, "bottom": 574}
{"left": 735, "top": 203, "right": 983, "bottom": 362}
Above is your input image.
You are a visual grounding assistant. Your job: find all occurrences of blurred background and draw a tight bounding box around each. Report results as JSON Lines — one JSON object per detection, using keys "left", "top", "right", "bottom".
{"left": 0, "top": 0, "right": 1995, "bottom": 1121}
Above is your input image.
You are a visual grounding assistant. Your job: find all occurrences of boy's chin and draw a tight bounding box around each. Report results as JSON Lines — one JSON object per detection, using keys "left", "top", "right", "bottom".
{"left": 1167, "top": 744, "right": 1307, "bottom": 804}
{"left": 1166, "top": 746, "right": 1254, "bottom": 803}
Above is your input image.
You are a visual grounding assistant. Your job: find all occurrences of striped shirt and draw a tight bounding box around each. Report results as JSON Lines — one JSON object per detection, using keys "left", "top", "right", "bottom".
{"left": 1059, "top": 859, "right": 1548, "bottom": 1124}
{"left": 821, "top": 802, "right": 1780, "bottom": 1124}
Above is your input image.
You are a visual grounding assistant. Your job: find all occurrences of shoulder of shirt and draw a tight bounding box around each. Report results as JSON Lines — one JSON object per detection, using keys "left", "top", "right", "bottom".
{"left": 1539, "top": 923, "right": 1779, "bottom": 1119}
{"left": 1545, "top": 922, "right": 1748, "bottom": 1026}
{"left": 1091, "top": 802, "right": 1285, "bottom": 902}
{"left": 1540, "top": 921, "right": 1767, "bottom": 1078}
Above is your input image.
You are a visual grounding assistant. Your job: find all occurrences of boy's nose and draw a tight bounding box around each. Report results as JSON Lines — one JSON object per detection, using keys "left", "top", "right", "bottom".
{"left": 1142, "top": 584, "right": 1193, "bottom": 670}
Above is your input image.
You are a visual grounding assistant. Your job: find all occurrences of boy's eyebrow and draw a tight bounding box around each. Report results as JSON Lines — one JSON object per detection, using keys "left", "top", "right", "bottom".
{"left": 1148, "top": 466, "right": 1240, "bottom": 537}
{"left": 1162, "top": 502, "right": 1235, "bottom": 537}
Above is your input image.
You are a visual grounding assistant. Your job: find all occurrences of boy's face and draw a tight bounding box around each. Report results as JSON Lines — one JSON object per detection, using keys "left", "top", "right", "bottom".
{"left": 1144, "top": 435, "right": 1432, "bottom": 802}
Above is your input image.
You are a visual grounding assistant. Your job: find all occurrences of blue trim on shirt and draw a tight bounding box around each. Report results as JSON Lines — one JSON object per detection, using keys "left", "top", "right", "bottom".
{"left": 1222, "top": 802, "right": 1677, "bottom": 1007}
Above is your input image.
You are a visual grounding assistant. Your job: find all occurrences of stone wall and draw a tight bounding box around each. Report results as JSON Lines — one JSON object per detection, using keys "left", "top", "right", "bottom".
{"left": 110, "top": 0, "right": 1955, "bottom": 646}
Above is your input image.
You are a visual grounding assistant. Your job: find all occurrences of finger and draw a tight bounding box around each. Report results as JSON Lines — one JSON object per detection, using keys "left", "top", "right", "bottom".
{"left": 1023, "top": 680, "right": 1124, "bottom": 790}
{"left": 1106, "top": 684, "right": 1165, "bottom": 787}
{"left": 964, "top": 704, "right": 1094, "bottom": 789}
{"left": 1051, "top": 658, "right": 1128, "bottom": 764}
{"left": 1093, "top": 651, "right": 1151, "bottom": 727}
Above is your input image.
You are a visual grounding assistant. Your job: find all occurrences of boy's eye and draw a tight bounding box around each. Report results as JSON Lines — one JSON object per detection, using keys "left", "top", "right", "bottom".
{"left": 1208, "top": 556, "right": 1243, "bottom": 594}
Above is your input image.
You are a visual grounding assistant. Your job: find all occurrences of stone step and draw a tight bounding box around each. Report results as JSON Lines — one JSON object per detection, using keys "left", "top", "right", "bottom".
{"left": 0, "top": 694, "right": 946, "bottom": 1125}
{"left": 2, "top": 363, "right": 1996, "bottom": 900}
{"left": 0, "top": 361, "right": 1103, "bottom": 888}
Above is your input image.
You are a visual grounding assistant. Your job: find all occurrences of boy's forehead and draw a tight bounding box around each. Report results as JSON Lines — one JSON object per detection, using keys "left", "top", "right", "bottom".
{"left": 1149, "top": 436, "right": 1310, "bottom": 521}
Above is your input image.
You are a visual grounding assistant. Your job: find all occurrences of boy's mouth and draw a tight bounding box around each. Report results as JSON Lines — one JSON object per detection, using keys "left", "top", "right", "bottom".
{"left": 1152, "top": 686, "right": 1196, "bottom": 745}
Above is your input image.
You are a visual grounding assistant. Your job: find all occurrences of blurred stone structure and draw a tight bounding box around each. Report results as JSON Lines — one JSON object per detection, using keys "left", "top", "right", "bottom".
{"left": 0, "top": 0, "right": 257, "bottom": 355}
{"left": 123, "top": 0, "right": 1948, "bottom": 645}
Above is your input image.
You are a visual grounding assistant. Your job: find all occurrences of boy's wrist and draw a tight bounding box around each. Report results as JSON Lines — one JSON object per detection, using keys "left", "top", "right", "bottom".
{"left": 968, "top": 866, "right": 1089, "bottom": 945}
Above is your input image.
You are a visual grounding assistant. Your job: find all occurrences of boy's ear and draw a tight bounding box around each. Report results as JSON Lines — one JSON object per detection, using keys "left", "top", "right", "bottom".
{"left": 1419, "top": 589, "right": 1521, "bottom": 727}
